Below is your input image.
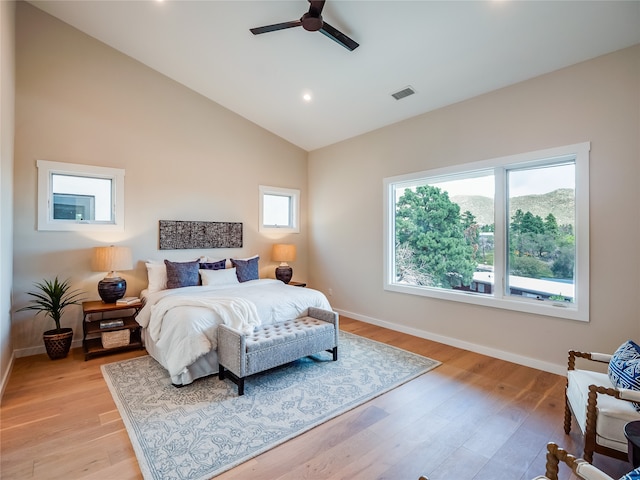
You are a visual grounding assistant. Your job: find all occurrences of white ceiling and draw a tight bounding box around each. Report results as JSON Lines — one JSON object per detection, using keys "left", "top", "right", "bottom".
{"left": 29, "top": 1, "right": 640, "bottom": 152}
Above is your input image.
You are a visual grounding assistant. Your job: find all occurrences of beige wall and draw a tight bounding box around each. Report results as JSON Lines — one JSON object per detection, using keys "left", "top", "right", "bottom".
{"left": 1, "top": 0, "right": 16, "bottom": 397}
{"left": 12, "top": 3, "right": 308, "bottom": 355}
{"left": 9, "top": 2, "right": 640, "bottom": 375}
{"left": 309, "top": 45, "right": 640, "bottom": 373}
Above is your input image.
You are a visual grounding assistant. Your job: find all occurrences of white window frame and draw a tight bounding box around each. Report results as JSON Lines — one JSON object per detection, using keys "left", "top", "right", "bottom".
{"left": 384, "top": 142, "right": 590, "bottom": 322}
{"left": 259, "top": 185, "right": 300, "bottom": 234}
{"left": 37, "top": 160, "right": 125, "bottom": 232}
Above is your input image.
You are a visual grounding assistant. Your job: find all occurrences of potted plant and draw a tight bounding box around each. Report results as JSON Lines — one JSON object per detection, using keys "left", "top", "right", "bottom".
{"left": 18, "top": 277, "right": 85, "bottom": 360}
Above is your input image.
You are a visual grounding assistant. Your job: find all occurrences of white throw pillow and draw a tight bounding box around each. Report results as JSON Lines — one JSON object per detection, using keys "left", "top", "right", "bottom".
{"left": 200, "top": 268, "right": 240, "bottom": 287}
{"left": 145, "top": 261, "right": 167, "bottom": 293}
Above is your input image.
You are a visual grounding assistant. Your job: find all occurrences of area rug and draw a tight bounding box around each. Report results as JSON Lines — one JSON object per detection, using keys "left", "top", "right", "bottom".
{"left": 101, "top": 331, "right": 440, "bottom": 480}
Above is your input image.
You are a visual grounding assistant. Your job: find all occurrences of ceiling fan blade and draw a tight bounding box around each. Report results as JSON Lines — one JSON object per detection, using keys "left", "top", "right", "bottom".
{"left": 308, "top": 0, "right": 326, "bottom": 17}
{"left": 319, "top": 22, "right": 359, "bottom": 51}
{"left": 250, "top": 21, "right": 302, "bottom": 35}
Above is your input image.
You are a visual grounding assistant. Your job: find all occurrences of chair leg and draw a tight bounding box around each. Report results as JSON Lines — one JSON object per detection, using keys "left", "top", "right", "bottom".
{"left": 545, "top": 443, "right": 561, "bottom": 480}
{"left": 583, "top": 386, "right": 598, "bottom": 463}
{"left": 564, "top": 390, "right": 572, "bottom": 434}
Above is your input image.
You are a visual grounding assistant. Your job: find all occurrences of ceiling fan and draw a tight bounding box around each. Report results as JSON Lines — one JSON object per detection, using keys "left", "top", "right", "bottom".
{"left": 250, "top": 0, "right": 359, "bottom": 51}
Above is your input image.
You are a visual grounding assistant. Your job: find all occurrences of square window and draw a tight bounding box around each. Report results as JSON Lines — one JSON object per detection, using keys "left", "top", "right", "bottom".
{"left": 259, "top": 185, "right": 300, "bottom": 233}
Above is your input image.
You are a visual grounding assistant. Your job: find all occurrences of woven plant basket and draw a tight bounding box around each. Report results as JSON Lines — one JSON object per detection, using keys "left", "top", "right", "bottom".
{"left": 43, "top": 328, "right": 73, "bottom": 360}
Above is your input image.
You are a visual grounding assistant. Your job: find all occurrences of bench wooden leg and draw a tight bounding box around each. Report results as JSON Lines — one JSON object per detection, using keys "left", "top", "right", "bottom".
{"left": 238, "top": 378, "right": 245, "bottom": 396}
{"left": 325, "top": 347, "right": 338, "bottom": 361}
{"left": 219, "top": 364, "right": 245, "bottom": 396}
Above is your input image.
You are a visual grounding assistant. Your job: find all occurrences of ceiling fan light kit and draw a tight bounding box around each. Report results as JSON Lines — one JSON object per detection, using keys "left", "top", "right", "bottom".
{"left": 250, "top": 0, "right": 359, "bottom": 51}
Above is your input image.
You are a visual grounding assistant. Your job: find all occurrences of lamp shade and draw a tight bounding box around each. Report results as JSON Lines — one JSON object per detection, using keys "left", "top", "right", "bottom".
{"left": 92, "top": 246, "right": 133, "bottom": 274}
{"left": 272, "top": 244, "right": 296, "bottom": 263}
{"left": 92, "top": 246, "right": 132, "bottom": 303}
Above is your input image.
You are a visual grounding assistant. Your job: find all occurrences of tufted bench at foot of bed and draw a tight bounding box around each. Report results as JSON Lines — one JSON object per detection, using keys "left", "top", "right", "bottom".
{"left": 217, "top": 307, "right": 339, "bottom": 395}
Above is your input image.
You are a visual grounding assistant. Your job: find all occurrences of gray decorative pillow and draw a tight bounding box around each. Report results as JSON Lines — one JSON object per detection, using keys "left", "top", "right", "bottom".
{"left": 230, "top": 256, "right": 259, "bottom": 282}
{"left": 164, "top": 259, "right": 200, "bottom": 289}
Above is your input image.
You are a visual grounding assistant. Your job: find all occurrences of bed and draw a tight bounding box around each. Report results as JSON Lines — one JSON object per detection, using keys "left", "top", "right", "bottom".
{"left": 136, "top": 267, "right": 332, "bottom": 386}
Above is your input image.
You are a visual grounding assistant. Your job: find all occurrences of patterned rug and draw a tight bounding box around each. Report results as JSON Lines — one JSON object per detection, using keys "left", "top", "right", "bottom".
{"left": 101, "top": 331, "right": 440, "bottom": 480}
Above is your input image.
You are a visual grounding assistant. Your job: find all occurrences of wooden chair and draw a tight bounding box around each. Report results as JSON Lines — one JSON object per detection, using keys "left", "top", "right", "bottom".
{"left": 419, "top": 442, "right": 635, "bottom": 479}
{"left": 533, "top": 442, "right": 615, "bottom": 480}
{"left": 565, "top": 350, "right": 640, "bottom": 462}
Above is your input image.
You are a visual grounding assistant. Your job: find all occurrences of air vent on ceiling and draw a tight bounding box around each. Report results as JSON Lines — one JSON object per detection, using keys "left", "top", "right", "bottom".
{"left": 391, "top": 86, "right": 416, "bottom": 101}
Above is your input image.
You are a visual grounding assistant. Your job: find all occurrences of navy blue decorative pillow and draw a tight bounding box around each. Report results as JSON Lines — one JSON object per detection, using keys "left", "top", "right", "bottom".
{"left": 608, "top": 340, "right": 640, "bottom": 412}
{"left": 164, "top": 259, "right": 200, "bottom": 289}
{"left": 200, "top": 259, "right": 226, "bottom": 270}
{"left": 230, "top": 256, "right": 259, "bottom": 282}
{"left": 619, "top": 466, "right": 640, "bottom": 480}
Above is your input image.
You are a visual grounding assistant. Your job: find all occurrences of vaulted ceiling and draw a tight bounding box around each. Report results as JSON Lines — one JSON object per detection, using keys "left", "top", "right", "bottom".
{"left": 29, "top": 1, "right": 640, "bottom": 151}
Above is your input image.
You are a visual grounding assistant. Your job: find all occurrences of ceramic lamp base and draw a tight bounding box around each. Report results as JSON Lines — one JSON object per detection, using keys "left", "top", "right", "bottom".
{"left": 98, "top": 277, "right": 127, "bottom": 303}
{"left": 275, "top": 266, "right": 293, "bottom": 284}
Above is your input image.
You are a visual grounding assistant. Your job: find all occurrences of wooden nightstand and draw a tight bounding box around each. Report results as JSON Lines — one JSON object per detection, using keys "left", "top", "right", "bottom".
{"left": 82, "top": 300, "right": 144, "bottom": 360}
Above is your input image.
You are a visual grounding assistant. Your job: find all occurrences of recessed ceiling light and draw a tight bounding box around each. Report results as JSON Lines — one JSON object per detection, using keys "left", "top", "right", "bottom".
{"left": 302, "top": 93, "right": 312, "bottom": 102}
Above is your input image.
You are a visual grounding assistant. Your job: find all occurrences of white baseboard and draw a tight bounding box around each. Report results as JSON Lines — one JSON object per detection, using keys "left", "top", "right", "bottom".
{"left": 0, "top": 351, "right": 15, "bottom": 404}
{"left": 13, "top": 339, "right": 83, "bottom": 359}
{"left": 335, "top": 308, "right": 566, "bottom": 376}
{"left": 9, "top": 314, "right": 566, "bottom": 378}
{"left": 3, "top": 339, "right": 83, "bottom": 402}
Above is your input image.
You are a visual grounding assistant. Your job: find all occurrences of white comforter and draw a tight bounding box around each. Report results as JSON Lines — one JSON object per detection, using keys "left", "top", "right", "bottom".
{"left": 137, "top": 279, "right": 332, "bottom": 377}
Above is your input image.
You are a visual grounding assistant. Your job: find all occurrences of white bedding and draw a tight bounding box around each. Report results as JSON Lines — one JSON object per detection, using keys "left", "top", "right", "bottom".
{"left": 137, "top": 279, "right": 332, "bottom": 382}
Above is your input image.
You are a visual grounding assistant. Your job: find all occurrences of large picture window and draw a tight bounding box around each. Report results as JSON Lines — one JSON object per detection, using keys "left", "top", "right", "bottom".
{"left": 384, "top": 143, "right": 590, "bottom": 321}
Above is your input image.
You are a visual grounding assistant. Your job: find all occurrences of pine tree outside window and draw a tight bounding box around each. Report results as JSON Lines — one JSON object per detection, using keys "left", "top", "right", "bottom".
{"left": 384, "top": 143, "right": 590, "bottom": 322}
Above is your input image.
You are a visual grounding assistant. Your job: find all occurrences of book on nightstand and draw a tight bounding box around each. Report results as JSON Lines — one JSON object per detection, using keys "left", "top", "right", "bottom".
{"left": 100, "top": 319, "right": 125, "bottom": 329}
{"left": 115, "top": 297, "right": 140, "bottom": 305}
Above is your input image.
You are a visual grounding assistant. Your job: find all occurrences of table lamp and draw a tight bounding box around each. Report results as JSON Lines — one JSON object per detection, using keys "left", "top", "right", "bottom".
{"left": 92, "top": 245, "right": 133, "bottom": 303}
{"left": 272, "top": 244, "right": 296, "bottom": 284}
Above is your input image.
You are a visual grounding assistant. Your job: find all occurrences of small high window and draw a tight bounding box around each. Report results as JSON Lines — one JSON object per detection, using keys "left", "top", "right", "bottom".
{"left": 259, "top": 185, "right": 300, "bottom": 233}
{"left": 37, "top": 160, "right": 125, "bottom": 231}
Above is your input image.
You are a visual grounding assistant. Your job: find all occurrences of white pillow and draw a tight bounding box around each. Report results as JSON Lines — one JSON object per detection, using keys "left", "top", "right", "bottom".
{"left": 235, "top": 254, "right": 259, "bottom": 261}
{"left": 200, "top": 268, "right": 239, "bottom": 287}
{"left": 145, "top": 261, "right": 167, "bottom": 293}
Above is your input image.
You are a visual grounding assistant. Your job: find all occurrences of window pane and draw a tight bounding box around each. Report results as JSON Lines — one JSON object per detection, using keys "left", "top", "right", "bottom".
{"left": 263, "top": 194, "right": 291, "bottom": 227}
{"left": 37, "top": 160, "right": 125, "bottom": 231}
{"left": 394, "top": 173, "right": 494, "bottom": 294}
{"left": 507, "top": 162, "right": 575, "bottom": 303}
{"left": 52, "top": 174, "right": 113, "bottom": 222}
{"left": 385, "top": 142, "right": 588, "bottom": 321}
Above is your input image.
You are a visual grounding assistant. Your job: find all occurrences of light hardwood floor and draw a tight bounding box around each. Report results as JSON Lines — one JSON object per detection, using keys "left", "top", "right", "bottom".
{"left": 1, "top": 317, "right": 632, "bottom": 480}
